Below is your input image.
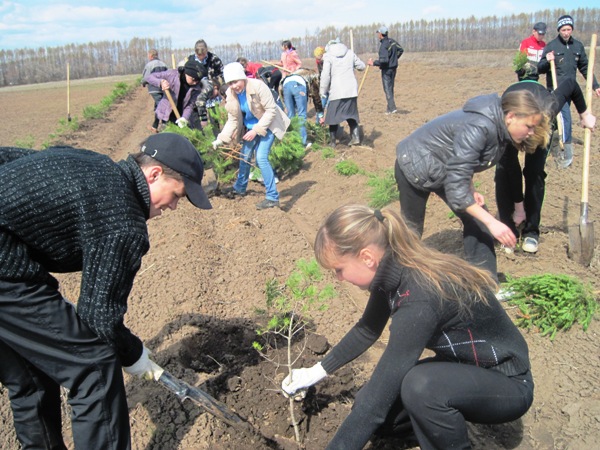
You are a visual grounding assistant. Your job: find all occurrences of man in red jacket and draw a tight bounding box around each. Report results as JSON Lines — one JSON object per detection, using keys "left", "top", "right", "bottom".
{"left": 517, "top": 22, "right": 546, "bottom": 81}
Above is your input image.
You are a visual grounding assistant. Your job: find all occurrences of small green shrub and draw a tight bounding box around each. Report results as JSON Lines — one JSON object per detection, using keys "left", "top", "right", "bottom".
{"left": 321, "top": 147, "right": 335, "bottom": 159}
{"left": 253, "top": 258, "right": 335, "bottom": 443}
{"left": 14, "top": 135, "right": 35, "bottom": 148}
{"left": 335, "top": 160, "right": 361, "bottom": 176}
{"left": 306, "top": 121, "right": 328, "bottom": 146}
{"left": 367, "top": 169, "right": 398, "bottom": 208}
{"left": 505, "top": 274, "right": 598, "bottom": 340}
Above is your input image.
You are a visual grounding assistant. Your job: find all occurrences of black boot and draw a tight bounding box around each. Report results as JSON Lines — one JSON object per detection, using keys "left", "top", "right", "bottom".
{"left": 329, "top": 125, "right": 338, "bottom": 148}
{"left": 349, "top": 126, "right": 361, "bottom": 146}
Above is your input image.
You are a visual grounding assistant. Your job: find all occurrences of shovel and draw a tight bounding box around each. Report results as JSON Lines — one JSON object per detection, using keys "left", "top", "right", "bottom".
{"left": 567, "top": 33, "right": 596, "bottom": 266}
{"left": 549, "top": 59, "right": 564, "bottom": 152}
{"left": 150, "top": 365, "right": 281, "bottom": 448}
{"left": 164, "top": 89, "right": 181, "bottom": 120}
{"left": 67, "top": 62, "right": 71, "bottom": 122}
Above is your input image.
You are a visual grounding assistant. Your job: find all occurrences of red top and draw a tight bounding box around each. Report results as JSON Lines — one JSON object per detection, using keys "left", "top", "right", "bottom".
{"left": 244, "top": 61, "right": 263, "bottom": 78}
{"left": 519, "top": 35, "right": 546, "bottom": 63}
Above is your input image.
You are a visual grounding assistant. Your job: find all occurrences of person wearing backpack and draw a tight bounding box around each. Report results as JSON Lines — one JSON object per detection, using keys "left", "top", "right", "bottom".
{"left": 368, "top": 26, "right": 404, "bottom": 115}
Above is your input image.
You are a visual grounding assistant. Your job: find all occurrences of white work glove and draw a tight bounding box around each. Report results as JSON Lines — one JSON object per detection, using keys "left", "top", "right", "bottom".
{"left": 123, "top": 347, "right": 164, "bottom": 381}
{"left": 211, "top": 139, "right": 223, "bottom": 150}
{"left": 281, "top": 362, "right": 327, "bottom": 400}
{"left": 176, "top": 117, "right": 188, "bottom": 128}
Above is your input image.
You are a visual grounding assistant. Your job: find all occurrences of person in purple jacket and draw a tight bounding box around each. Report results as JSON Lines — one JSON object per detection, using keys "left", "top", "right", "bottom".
{"left": 144, "top": 59, "right": 208, "bottom": 129}
{"left": 282, "top": 204, "right": 534, "bottom": 450}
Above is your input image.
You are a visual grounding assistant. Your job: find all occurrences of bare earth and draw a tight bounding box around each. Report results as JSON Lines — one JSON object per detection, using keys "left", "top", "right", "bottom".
{"left": 0, "top": 51, "right": 599, "bottom": 450}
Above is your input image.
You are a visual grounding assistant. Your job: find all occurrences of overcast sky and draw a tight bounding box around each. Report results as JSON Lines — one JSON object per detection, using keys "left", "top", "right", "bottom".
{"left": 0, "top": 1, "right": 595, "bottom": 51}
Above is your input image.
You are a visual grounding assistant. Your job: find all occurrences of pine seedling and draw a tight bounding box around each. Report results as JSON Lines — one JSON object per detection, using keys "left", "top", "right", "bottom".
{"left": 367, "top": 169, "right": 399, "bottom": 208}
{"left": 253, "top": 258, "right": 335, "bottom": 443}
{"left": 335, "top": 160, "right": 362, "bottom": 176}
{"left": 504, "top": 274, "right": 598, "bottom": 340}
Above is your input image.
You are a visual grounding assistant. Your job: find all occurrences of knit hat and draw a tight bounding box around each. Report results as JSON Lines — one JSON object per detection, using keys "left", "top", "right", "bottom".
{"left": 314, "top": 46, "right": 325, "bottom": 58}
{"left": 183, "top": 59, "right": 206, "bottom": 82}
{"left": 223, "top": 62, "right": 247, "bottom": 84}
{"left": 141, "top": 133, "right": 212, "bottom": 210}
{"left": 557, "top": 15, "right": 574, "bottom": 31}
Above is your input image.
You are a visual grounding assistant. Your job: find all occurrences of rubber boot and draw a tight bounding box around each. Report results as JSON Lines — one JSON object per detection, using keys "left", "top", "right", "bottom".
{"left": 329, "top": 127, "right": 337, "bottom": 148}
{"left": 349, "top": 126, "right": 361, "bottom": 146}
{"left": 559, "top": 143, "right": 573, "bottom": 169}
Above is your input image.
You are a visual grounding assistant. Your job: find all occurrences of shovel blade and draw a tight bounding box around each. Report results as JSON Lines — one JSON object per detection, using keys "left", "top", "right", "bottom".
{"left": 568, "top": 222, "right": 595, "bottom": 266}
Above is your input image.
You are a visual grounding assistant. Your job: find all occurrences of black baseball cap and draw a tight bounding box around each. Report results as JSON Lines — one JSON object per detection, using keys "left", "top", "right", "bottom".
{"left": 533, "top": 22, "right": 547, "bottom": 34}
{"left": 141, "top": 133, "right": 212, "bottom": 210}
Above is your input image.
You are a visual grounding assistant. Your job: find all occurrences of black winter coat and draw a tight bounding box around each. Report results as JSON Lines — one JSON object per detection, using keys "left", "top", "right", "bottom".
{"left": 396, "top": 94, "right": 511, "bottom": 212}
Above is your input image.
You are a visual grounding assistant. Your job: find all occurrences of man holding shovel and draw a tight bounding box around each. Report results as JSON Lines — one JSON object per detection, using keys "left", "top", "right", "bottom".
{"left": 0, "top": 133, "right": 212, "bottom": 449}
{"left": 538, "top": 15, "right": 600, "bottom": 168}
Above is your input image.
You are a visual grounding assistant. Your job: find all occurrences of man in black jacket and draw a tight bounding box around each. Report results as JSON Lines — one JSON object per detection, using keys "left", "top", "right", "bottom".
{"left": 368, "top": 26, "right": 404, "bottom": 114}
{"left": 0, "top": 133, "right": 211, "bottom": 449}
{"left": 537, "top": 15, "right": 600, "bottom": 168}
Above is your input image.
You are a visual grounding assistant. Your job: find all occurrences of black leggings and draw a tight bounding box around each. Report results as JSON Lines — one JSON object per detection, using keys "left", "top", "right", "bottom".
{"left": 376, "top": 361, "right": 534, "bottom": 450}
{"left": 395, "top": 160, "right": 498, "bottom": 280}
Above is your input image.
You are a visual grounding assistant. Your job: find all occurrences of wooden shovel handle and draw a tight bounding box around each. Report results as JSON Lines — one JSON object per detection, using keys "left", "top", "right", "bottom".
{"left": 164, "top": 89, "right": 181, "bottom": 120}
{"left": 581, "top": 34, "right": 596, "bottom": 206}
{"left": 549, "top": 59, "right": 565, "bottom": 148}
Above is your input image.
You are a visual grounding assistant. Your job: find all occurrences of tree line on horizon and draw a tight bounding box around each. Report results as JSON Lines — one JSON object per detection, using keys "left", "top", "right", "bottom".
{"left": 0, "top": 7, "right": 598, "bottom": 87}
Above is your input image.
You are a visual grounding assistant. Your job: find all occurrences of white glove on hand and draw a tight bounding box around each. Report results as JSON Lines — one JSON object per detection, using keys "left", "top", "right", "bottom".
{"left": 281, "top": 362, "right": 327, "bottom": 399}
{"left": 211, "top": 139, "right": 223, "bottom": 150}
{"left": 176, "top": 117, "right": 188, "bottom": 128}
{"left": 123, "top": 347, "right": 164, "bottom": 380}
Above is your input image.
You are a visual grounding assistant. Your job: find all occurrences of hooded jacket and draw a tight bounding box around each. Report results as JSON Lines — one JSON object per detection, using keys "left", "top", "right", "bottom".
{"left": 144, "top": 69, "right": 203, "bottom": 122}
{"left": 396, "top": 94, "right": 512, "bottom": 212}
{"left": 217, "top": 78, "right": 290, "bottom": 143}
{"left": 319, "top": 42, "right": 365, "bottom": 101}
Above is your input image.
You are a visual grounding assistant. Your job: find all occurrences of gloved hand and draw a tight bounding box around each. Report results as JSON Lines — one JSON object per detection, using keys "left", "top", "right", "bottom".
{"left": 176, "top": 117, "right": 188, "bottom": 128}
{"left": 123, "top": 347, "right": 164, "bottom": 381}
{"left": 281, "top": 362, "right": 327, "bottom": 399}
{"left": 211, "top": 139, "right": 223, "bottom": 150}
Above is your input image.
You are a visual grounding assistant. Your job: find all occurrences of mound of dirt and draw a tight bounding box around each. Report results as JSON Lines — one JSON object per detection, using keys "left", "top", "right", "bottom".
{"left": 1, "top": 52, "right": 599, "bottom": 449}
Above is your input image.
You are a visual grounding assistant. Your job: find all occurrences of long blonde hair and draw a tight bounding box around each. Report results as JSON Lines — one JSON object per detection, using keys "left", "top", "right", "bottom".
{"left": 315, "top": 204, "right": 497, "bottom": 309}
{"left": 501, "top": 89, "right": 552, "bottom": 154}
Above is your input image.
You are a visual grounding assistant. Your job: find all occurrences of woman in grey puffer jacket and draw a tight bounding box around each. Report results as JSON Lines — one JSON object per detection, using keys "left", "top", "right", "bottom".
{"left": 395, "top": 90, "right": 551, "bottom": 281}
{"left": 320, "top": 39, "right": 366, "bottom": 146}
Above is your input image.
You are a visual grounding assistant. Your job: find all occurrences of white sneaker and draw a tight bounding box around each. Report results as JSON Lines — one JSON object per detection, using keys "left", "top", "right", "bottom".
{"left": 522, "top": 237, "right": 539, "bottom": 253}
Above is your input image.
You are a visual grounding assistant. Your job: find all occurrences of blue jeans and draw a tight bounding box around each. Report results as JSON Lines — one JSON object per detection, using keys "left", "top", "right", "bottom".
{"left": 283, "top": 80, "right": 308, "bottom": 145}
{"left": 234, "top": 130, "right": 279, "bottom": 201}
{"left": 559, "top": 101, "right": 572, "bottom": 143}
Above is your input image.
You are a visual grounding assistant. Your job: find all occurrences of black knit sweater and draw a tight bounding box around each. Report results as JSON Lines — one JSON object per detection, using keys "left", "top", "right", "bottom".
{"left": 0, "top": 147, "right": 151, "bottom": 366}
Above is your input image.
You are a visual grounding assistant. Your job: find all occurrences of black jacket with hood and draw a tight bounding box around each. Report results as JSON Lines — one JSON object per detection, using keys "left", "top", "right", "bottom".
{"left": 396, "top": 94, "right": 512, "bottom": 212}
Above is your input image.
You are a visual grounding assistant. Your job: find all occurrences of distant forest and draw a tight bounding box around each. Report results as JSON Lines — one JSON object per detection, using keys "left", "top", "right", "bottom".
{"left": 1, "top": 7, "right": 598, "bottom": 87}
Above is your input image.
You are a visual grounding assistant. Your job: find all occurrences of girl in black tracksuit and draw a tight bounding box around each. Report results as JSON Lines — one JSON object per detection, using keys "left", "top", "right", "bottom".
{"left": 282, "top": 204, "right": 534, "bottom": 449}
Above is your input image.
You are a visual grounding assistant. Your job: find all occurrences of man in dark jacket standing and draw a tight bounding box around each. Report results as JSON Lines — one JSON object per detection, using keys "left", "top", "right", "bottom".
{"left": 368, "top": 26, "right": 404, "bottom": 114}
{"left": 0, "top": 133, "right": 212, "bottom": 449}
{"left": 537, "top": 15, "right": 600, "bottom": 168}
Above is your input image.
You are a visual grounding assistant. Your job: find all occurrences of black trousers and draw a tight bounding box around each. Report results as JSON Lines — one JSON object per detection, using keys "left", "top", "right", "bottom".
{"left": 381, "top": 67, "right": 397, "bottom": 113}
{"left": 374, "top": 361, "right": 534, "bottom": 450}
{"left": 495, "top": 144, "right": 548, "bottom": 240}
{"left": 395, "top": 161, "right": 498, "bottom": 280}
{"left": 0, "top": 280, "right": 130, "bottom": 450}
